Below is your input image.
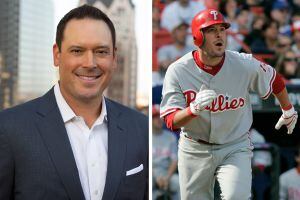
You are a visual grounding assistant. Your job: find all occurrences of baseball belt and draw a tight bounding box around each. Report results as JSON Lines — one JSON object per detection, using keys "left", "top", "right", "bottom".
{"left": 184, "top": 134, "right": 220, "bottom": 145}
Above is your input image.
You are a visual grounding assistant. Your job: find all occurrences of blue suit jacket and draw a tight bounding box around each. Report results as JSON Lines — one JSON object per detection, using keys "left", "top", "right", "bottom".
{"left": 0, "top": 88, "right": 148, "bottom": 200}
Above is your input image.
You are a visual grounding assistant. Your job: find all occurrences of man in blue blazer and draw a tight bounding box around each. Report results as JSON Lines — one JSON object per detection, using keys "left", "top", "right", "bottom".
{"left": 0, "top": 5, "right": 148, "bottom": 200}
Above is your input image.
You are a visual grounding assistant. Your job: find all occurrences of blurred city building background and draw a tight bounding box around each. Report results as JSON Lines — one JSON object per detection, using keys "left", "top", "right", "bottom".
{"left": 0, "top": 0, "right": 55, "bottom": 109}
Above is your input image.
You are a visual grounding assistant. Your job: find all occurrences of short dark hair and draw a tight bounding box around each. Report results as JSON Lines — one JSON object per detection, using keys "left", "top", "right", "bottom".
{"left": 56, "top": 4, "right": 116, "bottom": 51}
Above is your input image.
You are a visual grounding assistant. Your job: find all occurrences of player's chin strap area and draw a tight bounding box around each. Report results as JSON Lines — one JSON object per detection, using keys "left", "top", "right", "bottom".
{"left": 275, "top": 106, "right": 298, "bottom": 134}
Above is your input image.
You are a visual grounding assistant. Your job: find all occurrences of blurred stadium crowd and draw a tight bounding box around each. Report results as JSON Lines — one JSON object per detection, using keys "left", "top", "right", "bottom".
{"left": 152, "top": 0, "right": 300, "bottom": 199}
{"left": 153, "top": 0, "right": 300, "bottom": 85}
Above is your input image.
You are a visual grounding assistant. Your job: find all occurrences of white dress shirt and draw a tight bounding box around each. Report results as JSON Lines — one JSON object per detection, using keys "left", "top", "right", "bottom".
{"left": 54, "top": 84, "right": 108, "bottom": 200}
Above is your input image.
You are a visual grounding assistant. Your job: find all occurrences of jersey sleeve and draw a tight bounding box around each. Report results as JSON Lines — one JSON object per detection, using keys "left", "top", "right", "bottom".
{"left": 249, "top": 58, "right": 276, "bottom": 99}
{"left": 160, "top": 65, "right": 186, "bottom": 118}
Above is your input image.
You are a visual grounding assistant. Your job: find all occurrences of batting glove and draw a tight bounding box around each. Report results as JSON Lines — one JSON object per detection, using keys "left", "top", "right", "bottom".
{"left": 275, "top": 106, "right": 298, "bottom": 134}
{"left": 190, "top": 85, "right": 217, "bottom": 115}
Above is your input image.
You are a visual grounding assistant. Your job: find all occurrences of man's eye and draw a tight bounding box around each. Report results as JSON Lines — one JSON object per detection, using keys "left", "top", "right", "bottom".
{"left": 71, "top": 49, "right": 82, "bottom": 54}
{"left": 95, "top": 50, "right": 109, "bottom": 55}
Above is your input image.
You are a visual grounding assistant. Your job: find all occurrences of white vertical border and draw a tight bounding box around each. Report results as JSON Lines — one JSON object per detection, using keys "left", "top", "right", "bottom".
{"left": 147, "top": 1, "right": 153, "bottom": 199}
{"left": 132, "top": 0, "right": 152, "bottom": 198}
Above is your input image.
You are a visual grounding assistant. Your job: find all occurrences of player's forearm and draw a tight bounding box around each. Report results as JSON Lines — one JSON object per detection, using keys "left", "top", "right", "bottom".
{"left": 173, "top": 107, "right": 196, "bottom": 128}
{"left": 273, "top": 88, "right": 292, "bottom": 109}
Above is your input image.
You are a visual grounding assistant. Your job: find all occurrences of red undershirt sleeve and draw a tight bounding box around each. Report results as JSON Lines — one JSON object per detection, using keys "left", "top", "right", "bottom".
{"left": 272, "top": 72, "right": 292, "bottom": 110}
{"left": 163, "top": 110, "right": 180, "bottom": 131}
{"left": 272, "top": 72, "right": 285, "bottom": 94}
{"left": 163, "top": 107, "right": 197, "bottom": 131}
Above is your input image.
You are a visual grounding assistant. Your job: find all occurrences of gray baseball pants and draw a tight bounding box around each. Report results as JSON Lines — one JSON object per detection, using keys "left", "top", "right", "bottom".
{"left": 178, "top": 134, "right": 253, "bottom": 200}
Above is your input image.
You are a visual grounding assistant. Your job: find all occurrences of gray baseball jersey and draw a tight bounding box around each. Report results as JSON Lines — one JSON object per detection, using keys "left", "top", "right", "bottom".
{"left": 160, "top": 50, "right": 276, "bottom": 144}
{"left": 279, "top": 168, "right": 300, "bottom": 200}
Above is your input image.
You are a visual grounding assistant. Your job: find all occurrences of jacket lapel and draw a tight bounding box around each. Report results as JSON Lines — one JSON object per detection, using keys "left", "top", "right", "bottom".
{"left": 35, "top": 88, "right": 85, "bottom": 200}
{"left": 102, "top": 98, "right": 127, "bottom": 200}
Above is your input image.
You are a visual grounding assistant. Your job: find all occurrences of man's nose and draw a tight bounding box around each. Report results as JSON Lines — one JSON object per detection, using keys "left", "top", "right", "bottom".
{"left": 83, "top": 51, "right": 96, "bottom": 67}
{"left": 215, "top": 31, "right": 221, "bottom": 38}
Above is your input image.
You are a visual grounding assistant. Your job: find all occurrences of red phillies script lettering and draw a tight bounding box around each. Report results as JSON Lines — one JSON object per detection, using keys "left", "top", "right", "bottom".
{"left": 208, "top": 94, "right": 245, "bottom": 113}
{"left": 183, "top": 90, "right": 196, "bottom": 106}
{"left": 183, "top": 90, "right": 245, "bottom": 113}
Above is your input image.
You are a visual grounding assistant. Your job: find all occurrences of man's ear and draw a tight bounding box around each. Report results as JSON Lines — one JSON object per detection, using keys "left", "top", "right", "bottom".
{"left": 53, "top": 44, "right": 60, "bottom": 67}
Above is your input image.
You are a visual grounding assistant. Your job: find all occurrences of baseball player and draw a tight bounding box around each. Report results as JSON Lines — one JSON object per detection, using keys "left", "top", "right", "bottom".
{"left": 279, "top": 145, "right": 300, "bottom": 200}
{"left": 160, "top": 9, "right": 298, "bottom": 200}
